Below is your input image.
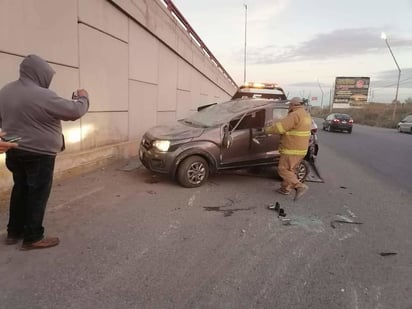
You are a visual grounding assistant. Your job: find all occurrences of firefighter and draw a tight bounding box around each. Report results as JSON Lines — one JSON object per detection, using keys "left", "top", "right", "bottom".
{"left": 265, "top": 97, "right": 312, "bottom": 201}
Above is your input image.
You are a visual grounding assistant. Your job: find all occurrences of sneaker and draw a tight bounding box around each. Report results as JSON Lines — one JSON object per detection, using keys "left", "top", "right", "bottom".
{"left": 275, "top": 188, "right": 291, "bottom": 195}
{"left": 294, "top": 184, "right": 309, "bottom": 201}
{"left": 20, "top": 237, "right": 60, "bottom": 251}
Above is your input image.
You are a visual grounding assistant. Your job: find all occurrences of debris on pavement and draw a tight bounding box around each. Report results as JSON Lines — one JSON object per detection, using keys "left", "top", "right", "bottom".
{"left": 203, "top": 206, "right": 255, "bottom": 217}
{"left": 380, "top": 252, "right": 397, "bottom": 257}
{"left": 280, "top": 218, "right": 291, "bottom": 225}
{"left": 305, "top": 160, "right": 324, "bottom": 183}
{"left": 330, "top": 219, "right": 363, "bottom": 229}
{"left": 267, "top": 202, "right": 280, "bottom": 212}
{"left": 267, "top": 202, "right": 287, "bottom": 218}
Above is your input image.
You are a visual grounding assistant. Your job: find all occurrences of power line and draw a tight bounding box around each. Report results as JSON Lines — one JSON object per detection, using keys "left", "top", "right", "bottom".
{"left": 371, "top": 77, "right": 412, "bottom": 91}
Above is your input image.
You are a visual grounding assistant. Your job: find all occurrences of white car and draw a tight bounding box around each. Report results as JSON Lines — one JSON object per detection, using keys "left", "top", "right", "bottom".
{"left": 397, "top": 115, "right": 412, "bottom": 133}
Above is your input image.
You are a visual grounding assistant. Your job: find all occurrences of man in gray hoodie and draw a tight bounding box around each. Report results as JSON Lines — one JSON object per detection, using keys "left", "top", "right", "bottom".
{"left": 0, "top": 54, "right": 89, "bottom": 250}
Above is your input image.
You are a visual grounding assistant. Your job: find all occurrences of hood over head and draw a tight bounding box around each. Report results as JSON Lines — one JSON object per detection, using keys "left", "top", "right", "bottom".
{"left": 19, "top": 54, "right": 55, "bottom": 88}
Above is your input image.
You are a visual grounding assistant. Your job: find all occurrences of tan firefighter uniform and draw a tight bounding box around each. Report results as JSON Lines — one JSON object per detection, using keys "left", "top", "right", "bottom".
{"left": 265, "top": 98, "right": 312, "bottom": 193}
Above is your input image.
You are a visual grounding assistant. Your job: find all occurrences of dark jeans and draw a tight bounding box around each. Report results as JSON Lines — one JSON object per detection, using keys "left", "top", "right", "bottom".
{"left": 5, "top": 149, "right": 56, "bottom": 243}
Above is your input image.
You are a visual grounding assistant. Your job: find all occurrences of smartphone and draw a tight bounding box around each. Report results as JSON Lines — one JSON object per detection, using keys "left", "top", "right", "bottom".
{"left": 0, "top": 135, "right": 21, "bottom": 143}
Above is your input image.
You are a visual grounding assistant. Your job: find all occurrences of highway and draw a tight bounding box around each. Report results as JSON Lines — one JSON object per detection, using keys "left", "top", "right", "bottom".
{"left": 0, "top": 122, "right": 411, "bottom": 308}
{"left": 315, "top": 118, "right": 412, "bottom": 193}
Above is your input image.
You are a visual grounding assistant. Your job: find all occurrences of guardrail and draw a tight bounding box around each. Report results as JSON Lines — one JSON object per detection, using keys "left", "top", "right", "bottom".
{"left": 162, "top": 0, "right": 238, "bottom": 87}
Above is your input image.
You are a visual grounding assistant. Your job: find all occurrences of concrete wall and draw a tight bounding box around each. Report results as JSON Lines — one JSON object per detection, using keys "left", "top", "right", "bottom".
{"left": 0, "top": 0, "right": 237, "bottom": 192}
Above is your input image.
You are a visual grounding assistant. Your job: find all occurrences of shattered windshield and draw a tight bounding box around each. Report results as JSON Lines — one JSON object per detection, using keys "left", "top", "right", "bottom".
{"left": 180, "top": 99, "right": 270, "bottom": 127}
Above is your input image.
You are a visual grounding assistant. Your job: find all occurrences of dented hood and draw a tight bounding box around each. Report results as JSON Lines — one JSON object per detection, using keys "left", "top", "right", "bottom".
{"left": 146, "top": 122, "right": 205, "bottom": 140}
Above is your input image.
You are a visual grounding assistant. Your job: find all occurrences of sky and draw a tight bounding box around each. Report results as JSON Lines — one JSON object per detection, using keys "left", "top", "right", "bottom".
{"left": 172, "top": 0, "right": 412, "bottom": 106}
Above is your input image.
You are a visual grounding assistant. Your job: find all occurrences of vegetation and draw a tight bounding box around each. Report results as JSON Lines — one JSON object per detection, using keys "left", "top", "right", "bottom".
{"left": 310, "top": 98, "right": 412, "bottom": 128}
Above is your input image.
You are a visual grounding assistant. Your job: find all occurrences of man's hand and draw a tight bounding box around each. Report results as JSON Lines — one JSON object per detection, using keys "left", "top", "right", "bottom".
{"left": 76, "top": 89, "right": 89, "bottom": 99}
{"left": 0, "top": 132, "right": 18, "bottom": 153}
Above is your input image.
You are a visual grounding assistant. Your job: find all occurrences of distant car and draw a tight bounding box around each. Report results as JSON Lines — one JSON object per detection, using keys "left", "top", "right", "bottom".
{"left": 139, "top": 98, "right": 318, "bottom": 188}
{"left": 397, "top": 114, "right": 412, "bottom": 133}
{"left": 322, "top": 113, "right": 353, "bottom": 133}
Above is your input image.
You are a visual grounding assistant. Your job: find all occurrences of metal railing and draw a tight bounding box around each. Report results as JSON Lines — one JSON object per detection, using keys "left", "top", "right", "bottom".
{"left": 162, "top": 0, "right": 237, "bottom": 87}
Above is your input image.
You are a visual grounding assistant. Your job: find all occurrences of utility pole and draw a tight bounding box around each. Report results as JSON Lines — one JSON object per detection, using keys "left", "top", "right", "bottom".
{"left": 381, "top": 32, "right": 401, "bottom": 121}
{"left": 243, "top": 3, "right": 247, "bottom": 83}
{"left": 329, "top": 87, "right": 333, "bottom": 112}
{"left": 317, "top": 79, "right": 324, "bottom": 110}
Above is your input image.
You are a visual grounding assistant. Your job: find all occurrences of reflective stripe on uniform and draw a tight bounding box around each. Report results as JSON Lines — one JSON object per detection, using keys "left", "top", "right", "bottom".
{"left": 276, "top": 122, "right": 286, "bottom": 134}
{"left": 280, "top": 148, "right": 308, "bottom": 155}
{"left": 285, "top": 130, "right": 310, "bottom": 137}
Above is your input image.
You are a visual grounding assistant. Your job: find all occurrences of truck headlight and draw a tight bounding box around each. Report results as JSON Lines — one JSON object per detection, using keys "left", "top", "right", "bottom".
{"left": 153, "top": 140, "right": 170, "bottom": 152}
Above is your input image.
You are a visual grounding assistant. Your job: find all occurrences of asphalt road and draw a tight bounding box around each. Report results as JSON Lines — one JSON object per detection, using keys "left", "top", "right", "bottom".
{"left": 0, "top": 123, "right": 411, "bottom": 309}
{"left": 315, "top": 118, "right": 412, "bottom": 193}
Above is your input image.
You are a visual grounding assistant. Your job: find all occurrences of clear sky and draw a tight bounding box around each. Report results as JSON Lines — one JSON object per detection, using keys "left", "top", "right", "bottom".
{"left": 172, "top": 0, "right": 412, "bottom": 105}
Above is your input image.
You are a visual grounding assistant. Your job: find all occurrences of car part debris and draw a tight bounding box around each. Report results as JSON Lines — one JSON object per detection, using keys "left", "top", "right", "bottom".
{"left": 280, "top": 218, "right": 291, "bottom": 225}
{"left": 304, "top": 159, "right": 324, "bottom": 183}
{"left": 380, "top": 252, "right": 397, "bottom": 257}
{"left": 267, "top": 202, "right": 280, "bottom": 211}
{"left": 267, "top": 202, "right": 286, "bottom": 217}
{"left": 278, "top": 208, "right": 286, "bottom": 217}
{"left": 330, "top": 220, "right": 363, "bottom": 229}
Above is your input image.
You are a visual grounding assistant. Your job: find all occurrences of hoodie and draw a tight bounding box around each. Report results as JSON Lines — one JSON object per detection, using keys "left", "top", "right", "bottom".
{"left": 0, "top": 54, "right": 89, "bottom": 155}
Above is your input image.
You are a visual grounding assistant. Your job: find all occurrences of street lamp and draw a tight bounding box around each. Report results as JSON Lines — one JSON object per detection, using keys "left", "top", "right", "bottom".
{"left": 317, "top": 79, "right": 324, "bottom": 109}
{"left": 243, "top": 3, "right": 248, "bottom": 83}
{"left": 381, "top": 32, "right": 401, "bottom": 121}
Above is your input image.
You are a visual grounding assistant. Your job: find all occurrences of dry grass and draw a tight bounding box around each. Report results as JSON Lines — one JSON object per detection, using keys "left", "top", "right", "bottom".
{"left": 311, "top": 102, "right": 412, "bottom": 128}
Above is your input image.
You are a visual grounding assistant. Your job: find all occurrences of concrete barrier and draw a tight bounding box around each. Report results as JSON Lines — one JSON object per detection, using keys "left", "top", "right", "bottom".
{"left": 0, "top": 0, "right": 237, "bottom": 193}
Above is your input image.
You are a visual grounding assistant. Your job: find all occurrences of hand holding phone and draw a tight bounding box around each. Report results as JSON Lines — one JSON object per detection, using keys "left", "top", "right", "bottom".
{"left": 0, "top": 133, "right": 19, "bottom": 153}
{"left": 0, "top": 135, "right": 21, "bottom": 143}
{"left": 72, "top": 89, "right": 89, "bottom": 99}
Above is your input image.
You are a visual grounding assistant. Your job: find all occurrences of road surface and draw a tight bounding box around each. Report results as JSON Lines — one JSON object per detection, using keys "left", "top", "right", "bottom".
{"left": 0, "top": 123, "right": 411, "bottom": 308}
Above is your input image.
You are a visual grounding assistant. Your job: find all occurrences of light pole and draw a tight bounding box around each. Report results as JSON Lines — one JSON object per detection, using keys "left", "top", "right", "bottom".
{"left": 329, "top": 88, "right": 333, "bottom": 112}
{"left": 317, "top": 79, "right": 324, "bottom": 109}
{"left": 381, "top": 32, "right": 401, "bottom": 121}
{"left": 243, "top": 3, "right": 247, "bottom": 83}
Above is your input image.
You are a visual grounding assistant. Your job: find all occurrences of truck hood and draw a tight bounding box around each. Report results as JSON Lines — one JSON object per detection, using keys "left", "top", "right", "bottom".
{"left": 146, "top": 123, "right": 205, "bottom": 140}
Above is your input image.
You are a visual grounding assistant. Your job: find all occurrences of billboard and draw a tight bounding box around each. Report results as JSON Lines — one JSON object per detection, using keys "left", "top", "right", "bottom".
{"left": 333, "top": 77, "right": 370, "bottom": 106}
